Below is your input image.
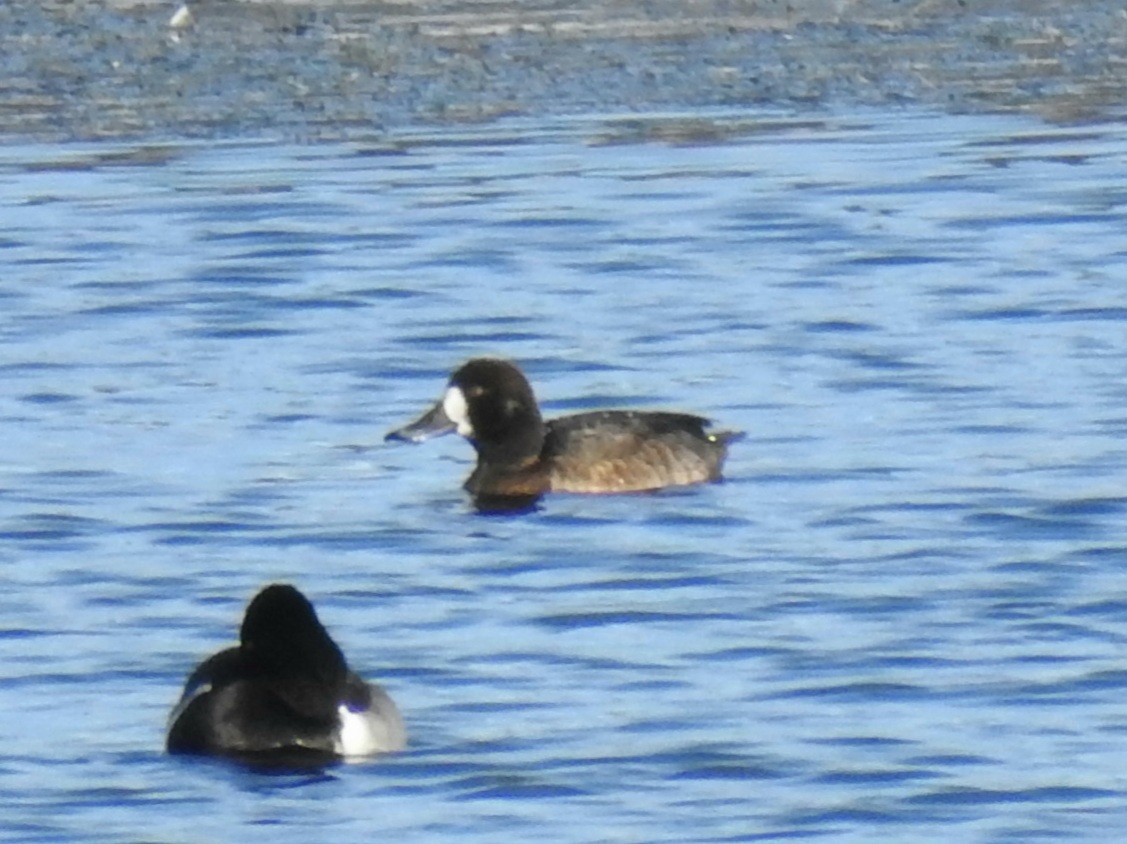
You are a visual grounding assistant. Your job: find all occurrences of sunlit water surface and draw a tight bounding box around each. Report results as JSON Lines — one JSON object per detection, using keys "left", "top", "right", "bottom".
{"left": 1, "top": 109, "right": 1127, "bottom": 842}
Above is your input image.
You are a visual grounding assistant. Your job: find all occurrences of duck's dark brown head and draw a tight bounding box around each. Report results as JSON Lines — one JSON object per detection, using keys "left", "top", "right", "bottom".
{"left": 386, "top": 358, "right": 546, "bottom": 467}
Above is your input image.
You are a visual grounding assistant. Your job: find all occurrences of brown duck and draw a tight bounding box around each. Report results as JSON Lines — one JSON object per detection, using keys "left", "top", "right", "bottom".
{"left": 386, "top": 358, "right": 741, "bottom": 501}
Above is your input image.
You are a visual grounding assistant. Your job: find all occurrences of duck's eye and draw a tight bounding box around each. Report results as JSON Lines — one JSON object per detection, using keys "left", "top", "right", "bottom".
{"left": 467, "top": 385, "right": 486, "bottom": 398}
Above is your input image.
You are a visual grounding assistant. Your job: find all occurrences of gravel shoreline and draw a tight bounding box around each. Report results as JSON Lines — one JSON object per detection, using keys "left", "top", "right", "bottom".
{"left": 3, "top": 0, "right": 1126, "bottom": 142}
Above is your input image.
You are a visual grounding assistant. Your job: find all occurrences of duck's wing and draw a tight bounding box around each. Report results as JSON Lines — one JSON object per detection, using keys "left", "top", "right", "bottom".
{"left": 544, "top": 411, "right": 738, "bottom": 492}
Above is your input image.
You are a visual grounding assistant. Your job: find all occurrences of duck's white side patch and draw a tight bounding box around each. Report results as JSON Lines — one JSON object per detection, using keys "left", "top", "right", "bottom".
{"left": 334, "top": 685, "right": 407, "bottom": 758}
{"left": 443, "top": 386, "right": 474, "bottom": 437}
{"left": 335, "top": 706, "right": 378, "bottom": 756}
{"left": 335, "top": 705, "right": 396, "bottom": 757}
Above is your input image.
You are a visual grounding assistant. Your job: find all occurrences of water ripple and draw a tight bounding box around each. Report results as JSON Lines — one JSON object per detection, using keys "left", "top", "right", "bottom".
{"left": 0, "top": 111, "right": 1125, "bottom": 841}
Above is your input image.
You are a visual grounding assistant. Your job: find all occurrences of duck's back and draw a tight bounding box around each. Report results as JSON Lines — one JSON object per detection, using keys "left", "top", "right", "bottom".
{"left": 167, "top": 647, "right": 346, "bottom": 757}
{"left": 168, "top": 663, "right": 340, "bottom": 757}
{"left": 543, "top": 411, "right": 739, "bottom": 493}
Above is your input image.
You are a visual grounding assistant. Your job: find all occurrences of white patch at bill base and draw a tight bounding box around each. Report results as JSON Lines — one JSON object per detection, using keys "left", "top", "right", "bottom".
{"left": 443, "top": 386, "right": 474, "bottom": 437}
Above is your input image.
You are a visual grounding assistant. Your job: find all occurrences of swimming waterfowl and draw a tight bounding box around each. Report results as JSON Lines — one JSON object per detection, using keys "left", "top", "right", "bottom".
{"left": 385, "top": 357, "right": 741, "bottom": 501}
{"left": 166, "top": 584, "right": 405, "bottom": 762}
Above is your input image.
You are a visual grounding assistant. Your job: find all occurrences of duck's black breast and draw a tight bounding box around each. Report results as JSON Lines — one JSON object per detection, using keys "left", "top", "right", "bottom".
{"left": 539, "top": 410, "right": 740, "bottom": 494}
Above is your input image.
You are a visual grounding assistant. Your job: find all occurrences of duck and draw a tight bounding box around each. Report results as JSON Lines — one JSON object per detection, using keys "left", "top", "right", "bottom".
{"left": 385, "top": 357, "right": 741, "bottom": 502}
{"left": 166, "top": 584, "right": 405, "bottom": 762}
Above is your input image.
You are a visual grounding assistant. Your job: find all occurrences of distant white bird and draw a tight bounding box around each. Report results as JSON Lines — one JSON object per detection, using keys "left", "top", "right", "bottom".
{"left": 169, "top": 4, "right": 193, "bottom": 29}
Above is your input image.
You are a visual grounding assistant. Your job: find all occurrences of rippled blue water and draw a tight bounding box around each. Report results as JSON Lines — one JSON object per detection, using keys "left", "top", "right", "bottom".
{"left": 1, "top": 109, "right": 1126, "bottom": 841}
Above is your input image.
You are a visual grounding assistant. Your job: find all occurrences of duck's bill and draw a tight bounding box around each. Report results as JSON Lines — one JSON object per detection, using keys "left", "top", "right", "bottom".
{"left": 385, "top": 401, "right": 456, "bottom": 443}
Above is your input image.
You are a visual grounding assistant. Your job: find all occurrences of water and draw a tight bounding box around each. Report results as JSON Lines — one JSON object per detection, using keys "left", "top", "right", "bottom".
{"left": 1, "top": 108, "right": 1126, "bottom": 842}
